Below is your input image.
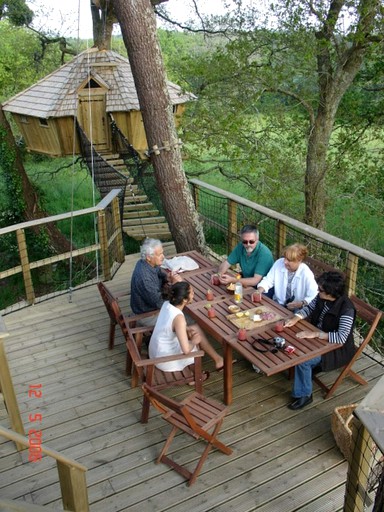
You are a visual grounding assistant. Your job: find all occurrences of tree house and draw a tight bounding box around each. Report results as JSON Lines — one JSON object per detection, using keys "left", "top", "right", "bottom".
{"left": 2, "top": 47, "right": 193, "bottom": 159}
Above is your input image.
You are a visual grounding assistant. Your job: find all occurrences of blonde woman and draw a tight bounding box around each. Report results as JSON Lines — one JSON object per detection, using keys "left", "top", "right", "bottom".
{"left": 257, "top": 243, "right": 317, "bottom": 311}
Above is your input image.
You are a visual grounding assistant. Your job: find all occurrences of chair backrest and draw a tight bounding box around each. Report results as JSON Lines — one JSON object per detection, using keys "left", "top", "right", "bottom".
{"left": 97, "top": 282, "right": 118, "bottom": 325}
{"left": 350, "top": 295, "right": 383, "bottom": 348}
{"left": 305, "top": 257, "right": 344, "bottom": 279}
{"left": 142, "top": 384, "right": 205, "bottom": 438}
{"left": 112, "top": 300, "right": 142, "bottom": 368}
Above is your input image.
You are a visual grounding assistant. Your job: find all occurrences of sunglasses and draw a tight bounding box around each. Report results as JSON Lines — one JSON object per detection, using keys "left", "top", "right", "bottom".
{"left": 242, "top": 240, "right": 256, "bottom": 245}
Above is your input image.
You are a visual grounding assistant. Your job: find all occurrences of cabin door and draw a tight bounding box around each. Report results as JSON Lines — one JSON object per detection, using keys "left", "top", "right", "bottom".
{"left": 78, "top": 92, "right": 110, "bottom": 153}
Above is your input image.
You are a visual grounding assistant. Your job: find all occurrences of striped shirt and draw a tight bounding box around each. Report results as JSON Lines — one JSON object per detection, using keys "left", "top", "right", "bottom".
{"left": 297, "top": 298, "right": 354, "bottom": 344}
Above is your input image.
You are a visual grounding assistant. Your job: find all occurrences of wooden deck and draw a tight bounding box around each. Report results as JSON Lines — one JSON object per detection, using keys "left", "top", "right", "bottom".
{"left": 1, "top": 252, "right": 383, "bottom": 511}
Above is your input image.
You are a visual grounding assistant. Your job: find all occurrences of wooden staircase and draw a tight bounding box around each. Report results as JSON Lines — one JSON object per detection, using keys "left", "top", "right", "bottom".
{"left": 101, "top": 154, "right": 172, "bottom": 241}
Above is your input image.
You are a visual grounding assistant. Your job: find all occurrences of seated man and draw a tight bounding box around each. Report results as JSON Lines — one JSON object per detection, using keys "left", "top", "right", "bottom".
{"left": 218, "top": 224, "right": 274, "bottom": 288}
{"left": 130, "top": 238, "right": 180, "bottom": 325}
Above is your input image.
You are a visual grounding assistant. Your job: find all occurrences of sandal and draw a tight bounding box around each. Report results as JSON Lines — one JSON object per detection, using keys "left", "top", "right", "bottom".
{"left": 216, "top": 359, "right": 238, "bottom": 373}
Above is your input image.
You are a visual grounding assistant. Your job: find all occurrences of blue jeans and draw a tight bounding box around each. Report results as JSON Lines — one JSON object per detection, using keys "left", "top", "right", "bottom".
{"left": 292, "top": 356, "right": 322, "bottom": 398}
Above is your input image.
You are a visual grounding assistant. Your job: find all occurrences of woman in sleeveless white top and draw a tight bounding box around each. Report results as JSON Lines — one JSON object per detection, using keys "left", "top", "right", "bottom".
{"left": 149, "top": 282, "right": 224, "bottom": 372}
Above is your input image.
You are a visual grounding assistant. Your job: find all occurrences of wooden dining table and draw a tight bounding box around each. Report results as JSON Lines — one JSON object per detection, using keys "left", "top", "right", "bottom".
{"left": 184, "top": 269, "right": 342, "bottom": 405}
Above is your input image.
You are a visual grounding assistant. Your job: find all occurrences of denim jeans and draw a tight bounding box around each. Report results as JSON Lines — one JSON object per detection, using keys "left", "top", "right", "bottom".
{"left": 292, "top": 355, "right": 322, "bottom": 398}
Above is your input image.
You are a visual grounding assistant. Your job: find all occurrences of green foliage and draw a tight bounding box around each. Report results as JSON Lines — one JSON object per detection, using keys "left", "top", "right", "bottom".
{"left": 0, "top": 0, "right": 33, "bottom": 26}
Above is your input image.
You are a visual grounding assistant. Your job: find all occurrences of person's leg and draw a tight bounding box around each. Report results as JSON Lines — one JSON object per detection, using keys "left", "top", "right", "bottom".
{"left": 292, "top": 355, "right": 322, "bottom": 397}
{"left": 187, "top": 324, "right": 223, "bottom": 370}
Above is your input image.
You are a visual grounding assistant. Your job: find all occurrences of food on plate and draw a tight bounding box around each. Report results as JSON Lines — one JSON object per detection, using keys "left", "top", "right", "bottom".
{"left": 226, "top": 283, "right": 235, "bottom": 292}
{"left": 235, "top": 312, "right": 244, "bottom": 318}
{"left": 253, "top": 314, "right": 262, "bottom": 322}
{"left": 244, "top": 311, "right": 250, "bottom": 317}
{"left": 261, "top": 311, "right": 275, "bottom": 320}
{"left": 228, "top": 305, "right": 240, "bottom": 313}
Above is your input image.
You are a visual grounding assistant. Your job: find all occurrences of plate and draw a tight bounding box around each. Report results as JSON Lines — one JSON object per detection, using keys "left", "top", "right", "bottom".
{"left": 228, "top": 305, "right": 240, "bottom": 313}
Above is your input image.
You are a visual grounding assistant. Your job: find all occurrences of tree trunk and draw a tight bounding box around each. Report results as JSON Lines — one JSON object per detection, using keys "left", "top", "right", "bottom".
{"left": 112, "top": 0, "right": 206, "bottom": 253}
{"left": 304, "top": 0, "right": 380, "bottom": 228}
{"left": 0, "top": 107, "right": 73, "bottom": 254}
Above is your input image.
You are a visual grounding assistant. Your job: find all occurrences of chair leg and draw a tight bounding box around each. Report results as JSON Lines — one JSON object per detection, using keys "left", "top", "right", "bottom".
{"left": 108, "top": 322, "right": 116, "bottom": 350}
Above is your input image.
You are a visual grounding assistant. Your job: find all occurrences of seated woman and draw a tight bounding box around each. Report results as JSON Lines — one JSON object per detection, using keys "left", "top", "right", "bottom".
{"left": 257, "top": 243, "right": 318, "bottom": 311}
{"left": 149, "top": 281, "right": 224, "bottom": 373}
{"left": 284, "top": 271, "right": 356, "bottom": 410}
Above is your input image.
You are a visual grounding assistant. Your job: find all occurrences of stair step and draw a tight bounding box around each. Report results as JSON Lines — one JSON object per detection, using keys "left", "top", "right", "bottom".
{"left": 123, "top": 209, "right": 160, "bottom": 218}
{"left": 103, "top": 154, "right": 121, "bottom": 160}
{"left": 123, "top": 195, "right": 148, "bottom": 203}
{"left": 123, "top": 216, "right": 167, "bottom": 226}
{"left": 123, "top": 202, "right": 155, "bottom": 211}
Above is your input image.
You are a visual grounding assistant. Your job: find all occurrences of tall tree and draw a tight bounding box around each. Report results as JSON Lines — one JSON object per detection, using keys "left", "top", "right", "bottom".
{"left": 112, "top": 0, "right": 206, "bottom": 252}
{"left": 158, "top": 0, "right": 384, "bottom": 230}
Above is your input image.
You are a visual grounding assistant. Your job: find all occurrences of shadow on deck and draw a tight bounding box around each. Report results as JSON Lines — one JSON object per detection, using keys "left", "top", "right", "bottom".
{"left": 0, "top": 252, "right": 383, "bottom": 511}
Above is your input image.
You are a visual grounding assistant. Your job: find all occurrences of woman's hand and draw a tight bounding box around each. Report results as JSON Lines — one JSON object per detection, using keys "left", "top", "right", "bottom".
{"left": 286, "top": 301, "right": 303, "bottom": 311}
{"left": 284, "top": 316, "right": 301, "bottom": 328}
{"left": 296, "top": 330, "right": 319, "bottom": 339}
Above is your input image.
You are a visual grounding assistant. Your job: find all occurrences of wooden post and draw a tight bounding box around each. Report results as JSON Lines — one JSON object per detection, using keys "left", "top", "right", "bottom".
{"left": 276, "top": 221, "right": 287, "bottom": 258}
{"left": 0, "top": 425, "right": 89, "bottom": 512}
{"left": 228, "top": 200, "right": 237, "bottom": 253}
{"left": 111, "top": 196, "right": 125, "bottom": 263}
{"left": 57, "top": 462, "right": 89, "bottom": 512}
{"left": 16, "top": 228, "right": 35, "bottom": 304}
{"left": 0, "top": 317, "right": 26, "bottom": 451}
{"left": 344, "top": 419, "right": 372, "bottom": 512}
{"left": 346, "top": 253, "right": 359, "bottom": 296}
{"left": 98, "top": 210, "right": 111, "bottom": 281}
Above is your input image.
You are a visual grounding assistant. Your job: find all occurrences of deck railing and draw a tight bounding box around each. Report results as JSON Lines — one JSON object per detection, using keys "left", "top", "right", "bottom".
{"left": 0, "top": 425, "right": 89, "bottom": 511}
{"left": 0, "top": 190, "right": 125, "bottom": 314}
{"left": 189, "top": 179, "right": 384, "bottom": 354}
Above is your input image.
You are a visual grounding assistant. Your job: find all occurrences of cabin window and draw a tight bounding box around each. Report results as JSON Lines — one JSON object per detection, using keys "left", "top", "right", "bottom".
{"left": 84, "top": 78, "right": 102, "bottom": 89}
{"left": 39, "top": 118, "right": 49, "bottom": 127}
{"left": 20, "top": 115, "right": 29, "bottom": 123}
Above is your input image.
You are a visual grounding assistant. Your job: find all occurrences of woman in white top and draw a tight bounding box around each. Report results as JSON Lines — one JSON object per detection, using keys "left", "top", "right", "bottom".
{"left": 257, "top": 243, "right": 318, "bottom": 311}
{"left": 149, "top": 282, "right": 224, "bottom": 372}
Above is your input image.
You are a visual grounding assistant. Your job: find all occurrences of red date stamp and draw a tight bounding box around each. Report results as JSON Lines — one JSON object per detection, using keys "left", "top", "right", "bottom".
{"left": 28, "top": 384, "right": 42, "bottom": 462}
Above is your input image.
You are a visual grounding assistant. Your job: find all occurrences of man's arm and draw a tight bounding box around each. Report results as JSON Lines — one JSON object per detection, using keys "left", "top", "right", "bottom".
{"left": 218, "top": 259, "right": 231, "bottom": 275}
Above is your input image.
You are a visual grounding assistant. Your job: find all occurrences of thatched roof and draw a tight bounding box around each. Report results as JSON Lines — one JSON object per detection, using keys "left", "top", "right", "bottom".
{"left": 2, "top": 47, "right": 194, "bottom": 119}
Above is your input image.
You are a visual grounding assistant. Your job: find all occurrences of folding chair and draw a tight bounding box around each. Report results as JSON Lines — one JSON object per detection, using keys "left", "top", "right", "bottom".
{"left": 112, "top": 300, "right": 206, "bottom": 423}
{"left": 142, "top": 383, "right": 232, "bottom": 486}
{"left": 313, "top": 295, "right": 383, "bottom": 399}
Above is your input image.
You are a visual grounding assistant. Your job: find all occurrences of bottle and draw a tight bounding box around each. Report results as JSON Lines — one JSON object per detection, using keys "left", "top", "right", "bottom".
{"left": 234, "top": 275, "right": 243, "bottom": 304}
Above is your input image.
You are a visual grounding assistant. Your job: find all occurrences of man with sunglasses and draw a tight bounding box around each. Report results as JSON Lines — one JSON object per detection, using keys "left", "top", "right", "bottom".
{"left": 218, "top": 225, "right": 274, "bottom": 288}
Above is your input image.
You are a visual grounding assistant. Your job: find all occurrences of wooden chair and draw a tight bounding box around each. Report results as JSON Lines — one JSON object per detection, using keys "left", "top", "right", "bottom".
{"left": 97, "top": 281, "right": 128, "bottom": 350}
{"left": 112, "top": 300, "right": 206, "bottom": 423}
{"left": 313, "top": 295, "right": 383, "bottom": 399}
{"left": 142, "top": 383, "right": 232, "bottom": 486}
{"left": 97, "top": 281, "right": 158, "bottom": 366}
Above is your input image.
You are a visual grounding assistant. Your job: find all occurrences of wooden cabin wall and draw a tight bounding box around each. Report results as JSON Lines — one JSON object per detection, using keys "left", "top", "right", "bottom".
{"left": 12, "top": 114, "right": 64, "bottom": 156}
{"left": 55, "top": 117, "right": 80, "bottom": 155}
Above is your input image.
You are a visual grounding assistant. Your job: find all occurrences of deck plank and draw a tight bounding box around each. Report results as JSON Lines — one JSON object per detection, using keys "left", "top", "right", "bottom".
{"left": 0, "top": 252, "right": 383, "bottom": 511}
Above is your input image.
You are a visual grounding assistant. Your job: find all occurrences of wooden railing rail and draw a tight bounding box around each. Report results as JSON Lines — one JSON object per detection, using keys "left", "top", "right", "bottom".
{"left": 0, "top": 425, "right": 89, "bottom": 511}
{"left": 189, "top": 179, "right": 384, "bottom": 297}
{"left": 0, "top": 189, "right": 125, "bottom": 308}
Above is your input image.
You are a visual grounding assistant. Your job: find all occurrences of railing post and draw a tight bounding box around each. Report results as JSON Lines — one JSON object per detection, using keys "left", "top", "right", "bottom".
{"left": 98, "top": 210, "right": 111, "bottom": 281}
{"left": 346, "top": 253, "right": 358, "bottom": 296}
{"left": 228, "top": 199, "right": 238, "bottom": 252}
{"left": 276, "top": 221, "right": 287, "bottom": 258}
{"left": 344, "top": 419, "right": 372, "bottom": 512}
{"left": 0, "top": 327, "right": 25, "bottom": 451}
{"left": 57, "top": 461, "right": 89, "bottom": 512}
{"left": 111, "top": 196, "right": 125, "bottom": 264}
{"left": 16, "top": 228, "right": 35, "bottom": 304}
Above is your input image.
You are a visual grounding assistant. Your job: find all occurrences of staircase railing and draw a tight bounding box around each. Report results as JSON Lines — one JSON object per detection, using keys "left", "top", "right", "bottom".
{"left": 77, "top": 120, "right": 127, "bottom": 220}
